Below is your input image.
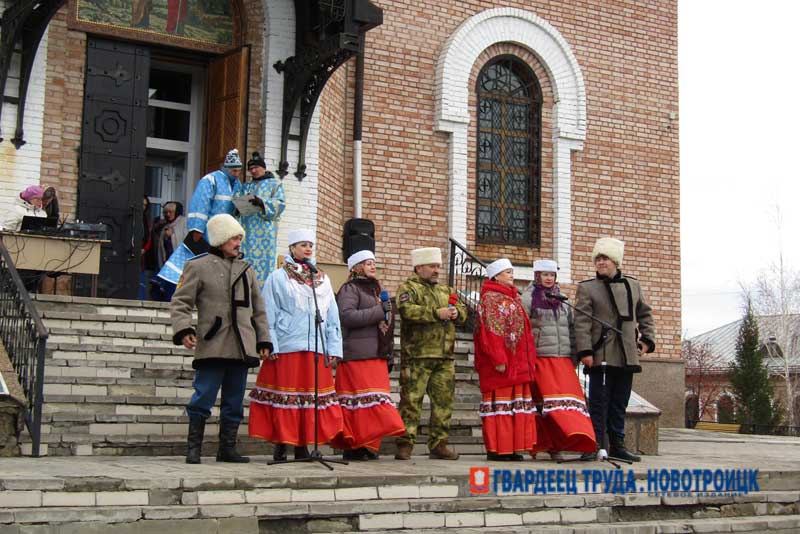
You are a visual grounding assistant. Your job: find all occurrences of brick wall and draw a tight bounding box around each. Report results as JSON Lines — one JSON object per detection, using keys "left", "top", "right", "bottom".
{"left": 317, "top": 1, "right": 680, "bottom": 364}
{"left": 315, "top": 62, "right": 352, "bottom": 264}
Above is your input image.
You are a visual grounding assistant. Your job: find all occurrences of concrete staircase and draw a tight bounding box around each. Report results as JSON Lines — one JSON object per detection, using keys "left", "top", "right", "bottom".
{"left": 28, "top": 295, "right": 484, "bottom": 457}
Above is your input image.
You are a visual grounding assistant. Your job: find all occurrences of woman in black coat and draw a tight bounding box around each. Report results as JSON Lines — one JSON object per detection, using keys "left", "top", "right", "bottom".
{"left": 330, "top": 250, "right": 405, "bottom": 460}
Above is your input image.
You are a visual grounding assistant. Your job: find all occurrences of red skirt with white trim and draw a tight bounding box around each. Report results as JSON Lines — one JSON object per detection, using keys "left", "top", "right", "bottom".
{"left": 248, "top": 351, "right": 343, "bottom": 446}
{"left": 329, "top": 359, "right": 405, "bottom": 452}
{"left": 479, "top": 383, "right": 536, "bottom": 455}
{"left": 532, "top": 357, "right": 596, "bottom": 453}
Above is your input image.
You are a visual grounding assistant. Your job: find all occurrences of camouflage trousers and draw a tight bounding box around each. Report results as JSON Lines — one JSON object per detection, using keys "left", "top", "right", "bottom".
{"left": 397, "top": 358, "right": 454, "bottom": 450}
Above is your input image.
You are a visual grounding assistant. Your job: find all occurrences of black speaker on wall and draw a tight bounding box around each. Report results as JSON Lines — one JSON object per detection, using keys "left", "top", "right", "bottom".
{"left": 343, "top": 218, "right": 375, "bottom": 261}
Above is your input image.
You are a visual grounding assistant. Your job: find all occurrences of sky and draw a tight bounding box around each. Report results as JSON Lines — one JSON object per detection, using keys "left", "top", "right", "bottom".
{"left": 679, "top": 0, "right": 800, "bottom": 338}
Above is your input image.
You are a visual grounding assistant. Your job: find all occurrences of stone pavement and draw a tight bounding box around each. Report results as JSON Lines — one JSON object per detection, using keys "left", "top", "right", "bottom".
{"left": 3, "top": 428, "right": 800, "bottom": 481}
{"left": 1, "top": 429, "right": 799, "bottom": 533}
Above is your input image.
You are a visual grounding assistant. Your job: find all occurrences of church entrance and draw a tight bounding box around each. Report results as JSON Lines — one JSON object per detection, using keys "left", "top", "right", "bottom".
{"left": 77, "top": 37, "right": 249, "bottom": 299}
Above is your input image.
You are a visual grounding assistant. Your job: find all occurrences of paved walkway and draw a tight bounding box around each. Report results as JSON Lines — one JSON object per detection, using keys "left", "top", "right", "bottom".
{"left": 1, "top": 429, "right": 799, "bottom": 485}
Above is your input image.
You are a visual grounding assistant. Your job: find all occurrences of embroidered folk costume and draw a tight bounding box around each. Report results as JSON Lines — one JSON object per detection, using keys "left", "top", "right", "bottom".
{"left": 248, "top": 230, "right": 344, "bottom": 456}
{"left": 238, "top": 153, "right": 286, "bottom": 290}
{"left": 330, "top": 250, "right": 405, "bottom": 460}
{"left": 522, "top": 259, "right": 596, "bottom": 457}
{"left": 473, "top": 259, "right": 537, "bottom": 460}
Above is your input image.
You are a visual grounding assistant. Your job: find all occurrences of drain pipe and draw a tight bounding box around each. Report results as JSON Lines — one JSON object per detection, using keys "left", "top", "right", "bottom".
{"left": 353, "top": 42, "right": 364, "bottom": 218}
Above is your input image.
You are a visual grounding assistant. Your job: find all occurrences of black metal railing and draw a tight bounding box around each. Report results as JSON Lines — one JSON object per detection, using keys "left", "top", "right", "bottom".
{"left": 0, "top": 239, "right": 48, "bottom": 457}
{"left": 447, "top": 238, "right": 487, "bottom": 332}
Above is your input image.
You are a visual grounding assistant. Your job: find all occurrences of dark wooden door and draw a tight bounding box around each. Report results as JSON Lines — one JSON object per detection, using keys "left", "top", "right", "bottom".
{"left": 78, "top": 38, "right": 150, "bottom": 299}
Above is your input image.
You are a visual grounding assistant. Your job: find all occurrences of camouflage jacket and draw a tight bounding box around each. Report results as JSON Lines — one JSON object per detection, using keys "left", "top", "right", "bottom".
{"left": 397, "top": 274, "right": 467, "bottom": 360}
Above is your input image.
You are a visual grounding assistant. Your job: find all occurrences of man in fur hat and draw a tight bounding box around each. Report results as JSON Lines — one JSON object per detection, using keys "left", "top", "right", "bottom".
{"left": 171, "top": 213, "right": 271, "bottom": 464}
{"left": 157, "top": 148, "right": 244, "bottom": 300}
{"left": 395, "top": 247, "right": 467, "bottom": 460}
{"left": 574, "top": 237, "right": 656, "bottom": 462}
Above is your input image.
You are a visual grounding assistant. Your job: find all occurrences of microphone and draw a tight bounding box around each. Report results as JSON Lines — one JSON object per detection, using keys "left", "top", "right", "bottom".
{"left": 380, "top": 290, "right": 391, "bottom": 322}
{"left": 302, "top": 258, "right": 318, "bottom": 274}
{"left": 545, "top": 292, "right": 568, "bottom": 302}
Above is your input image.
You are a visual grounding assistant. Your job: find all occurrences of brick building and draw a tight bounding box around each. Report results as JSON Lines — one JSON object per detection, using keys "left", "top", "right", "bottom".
{"left": 0, "top": 1, "right": 682, "bottom": 424}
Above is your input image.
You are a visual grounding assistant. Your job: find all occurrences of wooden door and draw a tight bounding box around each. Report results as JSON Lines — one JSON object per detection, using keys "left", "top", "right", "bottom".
{"left": 204, "top": 46, "right": 250, "bottom": 173}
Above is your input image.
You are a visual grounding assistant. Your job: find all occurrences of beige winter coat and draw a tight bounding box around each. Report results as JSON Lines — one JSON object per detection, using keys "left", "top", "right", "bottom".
{"left": 574, "top": 271, "right": 655, "bottom": 372}
{"left": 171, "top": 250, "right": 270, "bottom": 368}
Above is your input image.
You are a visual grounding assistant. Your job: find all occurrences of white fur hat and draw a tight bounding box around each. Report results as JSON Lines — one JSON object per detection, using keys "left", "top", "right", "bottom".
{"left": 592, "top": 237, "right": 624, "bottom": 266}
{"left": 347, "top": 249, "right": 375, "bottom": 271}
{"left": 533, "top": 259, "right": 558, "bottom": 273}
{"left": 486, "top": 258, "right": 513, "bottom": 280}
{"left": 411, "top": 247, "right": 442, "bottom": 267}
{"left": 207, "top": 214, "right": 245, "bottom": 247}
{"left": 287, "top": 229, "right": 315, "bottom": 246}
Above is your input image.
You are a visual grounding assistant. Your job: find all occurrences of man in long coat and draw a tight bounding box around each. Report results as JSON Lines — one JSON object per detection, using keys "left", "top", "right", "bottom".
{"left": 171, "top": 213, "right": 271, "bottom": 464}
{"left": 574, "top": 237, "right": 656, "bottom": 462}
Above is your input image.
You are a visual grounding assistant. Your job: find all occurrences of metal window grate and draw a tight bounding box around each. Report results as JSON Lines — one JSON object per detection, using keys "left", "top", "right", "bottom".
{"left": 476, "top": 56, "right": 542, "bottom": 246}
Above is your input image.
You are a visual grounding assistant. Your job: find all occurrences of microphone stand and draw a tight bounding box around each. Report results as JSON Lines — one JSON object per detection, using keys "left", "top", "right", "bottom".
{"left": 269, "top": 262, "right": 347, "bottom": 470}
{"left": 548, "top": 295, "right": 632, "bottom": 469}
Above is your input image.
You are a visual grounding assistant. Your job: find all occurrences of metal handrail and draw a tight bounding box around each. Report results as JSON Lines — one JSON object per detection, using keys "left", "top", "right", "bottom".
{"left": 447, "top": 238, "right": 487, "bottom": 332}
{"left": 0, "top": 238, "right": 48, "bottom": 457}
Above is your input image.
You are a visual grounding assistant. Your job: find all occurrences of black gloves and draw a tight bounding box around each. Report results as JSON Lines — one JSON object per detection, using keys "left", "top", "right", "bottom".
{"left": 249, "top": 197, "right": 264, "bottom": 209}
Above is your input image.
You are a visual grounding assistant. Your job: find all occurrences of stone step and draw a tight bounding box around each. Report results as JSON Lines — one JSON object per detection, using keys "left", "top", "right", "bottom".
{"left": 2, "top": 488, "right": 798, "bottom": 532}
{"left": 345, "top": 515, "right": 800, "bottom": 534}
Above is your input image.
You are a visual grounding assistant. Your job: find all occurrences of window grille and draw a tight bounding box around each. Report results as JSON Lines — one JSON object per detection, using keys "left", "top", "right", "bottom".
{"left": 476, "top": 56, "right": 542, "bottom": 245}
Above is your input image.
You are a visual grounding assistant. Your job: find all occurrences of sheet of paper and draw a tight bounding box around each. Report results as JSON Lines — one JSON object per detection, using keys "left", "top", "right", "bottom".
{"left": 233, "top": 195, "right": 261, "bottom": 216}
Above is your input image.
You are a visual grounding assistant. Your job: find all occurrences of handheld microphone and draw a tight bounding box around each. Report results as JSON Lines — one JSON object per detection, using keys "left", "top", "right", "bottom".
{"left": 545, "top": 292, "right": 568, "bottom": 302}
{"left": 302, "top": 258, "right": 318, "bottom": 274}
{"left": 380, "top": 290, "right": 391, "bottom": 322}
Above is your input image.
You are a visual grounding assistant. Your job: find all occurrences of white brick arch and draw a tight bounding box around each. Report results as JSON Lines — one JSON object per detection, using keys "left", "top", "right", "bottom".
{"left": 435, "top": 7, "right": 587, "bottom": 282}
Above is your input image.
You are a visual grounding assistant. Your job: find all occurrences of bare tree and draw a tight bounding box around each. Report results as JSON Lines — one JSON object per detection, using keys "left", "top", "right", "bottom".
{"left": 684, "top": 340, "right": 727, "bottom": 422}
{"left": 751, "top": 205, "right": 800, "bottom": 426}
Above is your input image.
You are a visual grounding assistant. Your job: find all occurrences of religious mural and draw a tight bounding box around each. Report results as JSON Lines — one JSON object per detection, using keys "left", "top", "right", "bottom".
{"left": 70, "top": 0, "right": 237, "bottom": 52}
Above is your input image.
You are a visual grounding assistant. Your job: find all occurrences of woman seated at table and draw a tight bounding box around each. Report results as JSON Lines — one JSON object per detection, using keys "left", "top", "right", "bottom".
{"left": 0, "top": 185, "right": 46, "bottom": 232}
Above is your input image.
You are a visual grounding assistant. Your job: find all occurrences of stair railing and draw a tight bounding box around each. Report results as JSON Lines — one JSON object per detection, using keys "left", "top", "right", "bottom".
{"left": 0, "top": 239, "right": 48, "bottom": 457}
{"left": 447, "top": 238, "right": 487, "bottom": 332}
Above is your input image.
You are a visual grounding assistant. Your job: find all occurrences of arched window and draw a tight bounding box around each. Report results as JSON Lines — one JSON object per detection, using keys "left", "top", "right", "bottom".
{"left": 476, "top": 56, "right": 542, "bottom": 245}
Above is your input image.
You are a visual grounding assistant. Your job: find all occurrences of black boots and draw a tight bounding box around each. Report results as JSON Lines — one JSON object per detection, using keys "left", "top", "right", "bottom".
{"left": 294, "top": 445, "right": 310, "bottom": 460}
{"left": 486, "top": 452, "right": 524, "bottom": 461}
{"left": 609, "top": 432, "right": 641, "bottom": 462}
{"left": 216, "top": 420, "right": 250, "bottom": 463}
{"left": 186, "top": 417, "right": 205, "bottom": 464}
{"left": 273, "top": 443, "right": 287, "bottom": 461}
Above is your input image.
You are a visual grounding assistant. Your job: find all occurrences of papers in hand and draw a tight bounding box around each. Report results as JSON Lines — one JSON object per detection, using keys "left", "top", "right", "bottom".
{"left": 233, "top": 195, "right": 261, "bottom": 216}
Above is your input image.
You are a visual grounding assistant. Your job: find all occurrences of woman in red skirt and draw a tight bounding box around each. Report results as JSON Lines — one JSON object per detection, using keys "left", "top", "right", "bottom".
{"left": 248, "top": 229, "right": 344, "bottom": 460}
{"left": 330, "top": 250, "right": 405, "bottom": 460}
{"left": 474, "top": 259, "right": 537, "bottom": 461}
{"left": 522, "top": 259, "right": 596, "bottom": 459}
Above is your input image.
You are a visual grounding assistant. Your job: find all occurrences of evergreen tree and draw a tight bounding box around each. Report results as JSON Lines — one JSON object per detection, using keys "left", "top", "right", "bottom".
{"left": 729, "top": 301, "right": 781, "bottom": 430}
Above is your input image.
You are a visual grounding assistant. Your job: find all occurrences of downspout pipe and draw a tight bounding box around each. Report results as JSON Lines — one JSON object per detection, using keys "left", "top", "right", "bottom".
{"left": 353, "top": 39, "right": 365, "bottom": 218}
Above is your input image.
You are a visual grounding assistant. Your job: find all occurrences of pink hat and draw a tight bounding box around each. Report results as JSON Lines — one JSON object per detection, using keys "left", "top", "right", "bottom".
{"left": 20, "top": 185, "right": 44, "bottom": 202}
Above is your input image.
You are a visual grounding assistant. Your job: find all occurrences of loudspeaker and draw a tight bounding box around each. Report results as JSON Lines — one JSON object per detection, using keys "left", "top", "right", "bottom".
{"left": 343, "top": 218, "right": 375, "bottom": 261}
